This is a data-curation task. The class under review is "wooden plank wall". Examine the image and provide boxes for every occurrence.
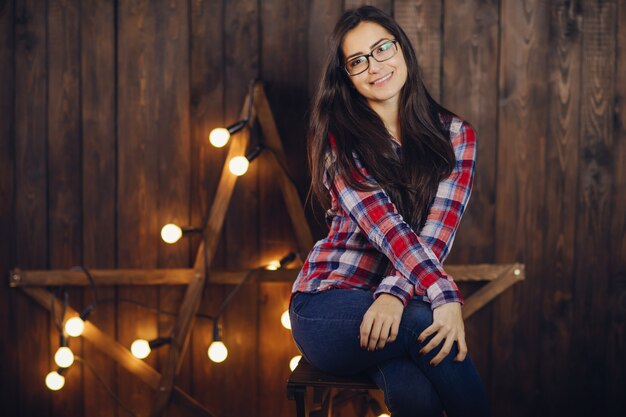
[0,1,625,416]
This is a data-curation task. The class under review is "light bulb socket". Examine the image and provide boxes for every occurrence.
[212,321,222,342]
[181,226,203,235]
[79,304,95,321]
[226,119,248,135]
[59,334,68,347]
[148,337,172,349]
[279,251,298,268]
[245,145,263,163]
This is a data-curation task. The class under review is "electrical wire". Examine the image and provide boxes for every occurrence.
[75,356,137,417]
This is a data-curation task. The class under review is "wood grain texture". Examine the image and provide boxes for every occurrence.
[307,0,342,97]
[573,1,617,414]
[117,0,160,414]
[442,0,499,393]
[344,0,391,15]
[537,2,581,415]
[608,1,626,413]
[493,0,550,415]
[257,282,300,417]
[80,0,118,411]
[14,0,50,415]
[395,0,443,100]
[260,0,309,270]
[0,0,17,415]
[47,0,83,413]
[150,1,191,415]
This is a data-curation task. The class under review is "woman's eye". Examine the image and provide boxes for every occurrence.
[350,57,365,67]
[378,43,391,52]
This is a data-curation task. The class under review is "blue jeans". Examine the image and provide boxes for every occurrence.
[290,289,490,417]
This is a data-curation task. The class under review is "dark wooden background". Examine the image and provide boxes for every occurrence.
[1,0,624,416]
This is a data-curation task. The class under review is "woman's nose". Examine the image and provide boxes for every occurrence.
[368,57,383,73]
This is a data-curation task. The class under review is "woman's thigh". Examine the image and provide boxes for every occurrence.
[289,289,433,374]
[290,289,490,416]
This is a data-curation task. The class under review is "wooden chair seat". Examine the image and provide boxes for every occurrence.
[287,358,378,417]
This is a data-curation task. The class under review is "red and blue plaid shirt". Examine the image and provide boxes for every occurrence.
[292,115,476,310]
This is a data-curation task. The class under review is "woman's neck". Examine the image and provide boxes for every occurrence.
[368,98,400,140]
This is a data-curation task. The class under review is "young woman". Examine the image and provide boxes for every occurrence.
[289,6,490,417]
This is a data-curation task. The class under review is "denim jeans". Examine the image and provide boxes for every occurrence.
[290,289,490,417]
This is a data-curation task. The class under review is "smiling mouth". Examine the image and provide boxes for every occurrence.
[371,72,393,85]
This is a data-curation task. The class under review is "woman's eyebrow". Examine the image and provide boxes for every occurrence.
[345,38,389,60]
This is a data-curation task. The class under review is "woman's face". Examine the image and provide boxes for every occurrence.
[341,21,408,108]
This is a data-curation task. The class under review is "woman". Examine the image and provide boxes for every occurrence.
[289,5,490,417]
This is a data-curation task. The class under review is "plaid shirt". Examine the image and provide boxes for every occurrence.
[292,115,476,310]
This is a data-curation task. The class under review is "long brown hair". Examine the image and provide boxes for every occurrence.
[308,5,457,230]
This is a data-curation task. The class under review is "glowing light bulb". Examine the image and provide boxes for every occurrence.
[281,310,291,330]
[289,355,301,371]
[161,223,183,244]
[266,260,281,271]
[209,128,231,148]
[131,339,151,359]
[228,156,249,176]
[65,317,85,337]
[54,347,75,368]
[208,341,228,363]
[45,371,65,391]
[377,413,391,417]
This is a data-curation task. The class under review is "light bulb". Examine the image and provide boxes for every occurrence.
[45,371,65,391]
[161,223,183,244]
[208,341,228,363]
[54,347,75,368]
[131,339,151,359]
[378,414,391,417]
[209,127,231,148]
[289,355,301,371]
[65,317,85,337]
[266,260,280,271]
[228,156,249,176]
[281,310,291,330]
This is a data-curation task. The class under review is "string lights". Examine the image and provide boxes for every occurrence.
[130,337,172,360]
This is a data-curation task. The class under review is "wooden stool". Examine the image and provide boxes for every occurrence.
[287,358,378,417]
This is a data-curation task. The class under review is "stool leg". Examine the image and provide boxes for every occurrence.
[293,387,307,417]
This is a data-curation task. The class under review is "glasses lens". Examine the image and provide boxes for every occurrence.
[346,56,368,75]
[373,41,397,62]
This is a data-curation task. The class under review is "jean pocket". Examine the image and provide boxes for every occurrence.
[290,292,313,318]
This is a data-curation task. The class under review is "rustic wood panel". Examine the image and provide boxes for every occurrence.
[117,0,160,414]
[257,282,301,417]
[493,0,550,415]
[14,0,50,415]
[80,0,117,413]
[573,1,617,415]
[307,0,342,97]
[0,0,17,415]
[537,2,581,416]
[219,2,260,416]
[48,0,83,414]
[609,1,626,413]
[442,0,499,393]
[344,0,392,15]
[150,1,192,415]
[394,0,443,100]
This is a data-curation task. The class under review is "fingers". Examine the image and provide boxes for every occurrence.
[430,334,455,366]
[417,322,440,344]
[454,333,468,362]
[359,314,374,349]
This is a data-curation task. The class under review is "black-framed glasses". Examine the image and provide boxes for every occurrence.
[343,39,398,76]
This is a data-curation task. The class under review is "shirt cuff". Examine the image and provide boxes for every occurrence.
[426,277,464,310]
[373,275,415,306]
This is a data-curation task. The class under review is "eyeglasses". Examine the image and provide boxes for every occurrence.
[343,40,399,76]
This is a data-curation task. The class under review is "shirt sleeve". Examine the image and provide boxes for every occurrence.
[325,122,476,309]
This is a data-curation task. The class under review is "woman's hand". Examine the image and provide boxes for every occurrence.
[360,293,404,351]
[417,301,467,365]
